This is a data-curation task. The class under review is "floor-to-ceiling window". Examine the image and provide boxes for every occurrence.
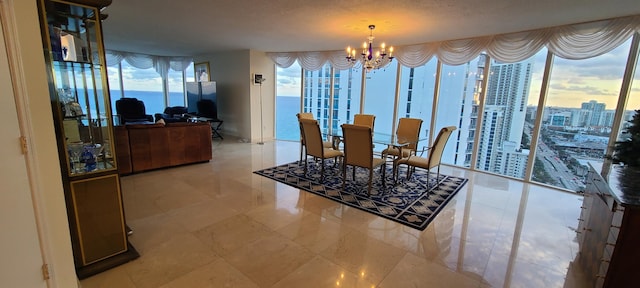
[363,64,399,138]
[303,64,333,135]
[435,56,483,167]
[110,61,163,114]
[474,50,546,180]
[332,67,362,129]
[275,61,302,141]
[166,63,189,107]
[107,59,190,117]
[106,61,122,117]
[275,62,362,141]
[623,42,640,129]
[397,59,438,148]
[532,39,633,190]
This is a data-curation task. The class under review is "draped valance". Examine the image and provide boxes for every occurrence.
[267,15,640,70]
[105,50,192,79]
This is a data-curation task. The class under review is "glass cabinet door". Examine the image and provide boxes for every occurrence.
[44,1,116,176]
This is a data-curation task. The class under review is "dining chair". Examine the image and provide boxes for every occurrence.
[353,114,375,131]
[341,124,386,196]
[299,118,343,179]
[297,113,333,162]
[381,117,423,173]
[394,126,457,186]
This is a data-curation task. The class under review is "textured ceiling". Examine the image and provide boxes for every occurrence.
[101,0,640,56]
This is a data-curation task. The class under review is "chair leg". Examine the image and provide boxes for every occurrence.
[426,168,431,188]
[367,169,373,196]
[299,142,303,162]
[342,162,347,191]
[303,155,308,175]
[380,164,386,188]
[392,162,399,183]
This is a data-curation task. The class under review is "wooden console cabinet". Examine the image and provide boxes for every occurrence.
[576,164,640,287]
[114,122,212,174]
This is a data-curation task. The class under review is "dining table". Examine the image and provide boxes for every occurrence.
[327,130,428,181]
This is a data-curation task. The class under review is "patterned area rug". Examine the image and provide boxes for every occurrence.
[253,160,468,231]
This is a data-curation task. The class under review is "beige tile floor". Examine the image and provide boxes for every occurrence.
[80,139,590,288]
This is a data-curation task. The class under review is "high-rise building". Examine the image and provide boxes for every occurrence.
[474,58,534,176]
[550,112,572,127]
[304,66,336,133]
[500,141,529,178]
[581,100,606,127]
[599,110,616,127]
[570,109,591,127]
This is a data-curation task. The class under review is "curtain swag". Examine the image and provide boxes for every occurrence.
[105,50,193,79]
[267,15,640,70]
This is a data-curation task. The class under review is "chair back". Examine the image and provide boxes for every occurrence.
[197,99,218,119]
[300,118,324,158]
[397,118,423,150]
[354,114,375,131]
[115,97,151,124]
[426,126,457,169]
[341,124,374,168]
[296,113,313,143]
[164,106,188,116]
[297,112,314,120]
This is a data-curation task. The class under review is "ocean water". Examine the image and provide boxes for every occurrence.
[275,96,301,141]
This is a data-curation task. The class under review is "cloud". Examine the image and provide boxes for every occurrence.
[566,78,584,85]
[277,77,296,85]
[561,84,611,96]
[553,45,630,80]
[276,63,302,96]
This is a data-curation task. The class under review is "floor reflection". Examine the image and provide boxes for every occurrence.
[80,139,587,288]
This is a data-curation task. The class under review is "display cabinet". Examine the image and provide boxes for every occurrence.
[37,0,138,279]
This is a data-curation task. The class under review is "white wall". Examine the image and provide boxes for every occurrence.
[1,6,47,288]
[197,50,275,143]
[249,50,275,143]
[3,1,79,287]
[203,50,251,140]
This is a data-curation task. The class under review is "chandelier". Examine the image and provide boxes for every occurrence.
[346,25,394,72]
